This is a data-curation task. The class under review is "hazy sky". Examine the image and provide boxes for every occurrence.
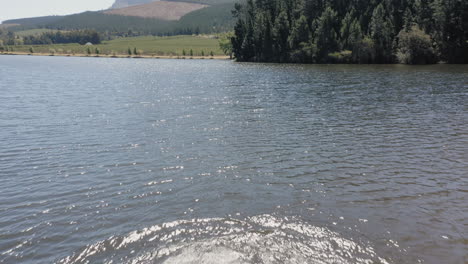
[0,0,115,23]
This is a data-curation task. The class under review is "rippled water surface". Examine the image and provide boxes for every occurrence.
[0,56,467,264]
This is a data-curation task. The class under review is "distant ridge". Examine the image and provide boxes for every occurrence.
[2,16,64,27]
[111,0,157,9]
[111,0,236,9]
[106,1,208,21]
[2,0,237,36]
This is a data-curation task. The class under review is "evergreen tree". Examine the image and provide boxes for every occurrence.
[349,19,363,49]
[370,3,395,63]
[432,0,468,63]
[413,0,434,32]
[239,0,257,61]
[314,6,340,62]
[240,20,256,60]
[231,4,246,60]
[340,10,355,50]
[261,15,274,61]
[273,10,291,62]
[288,14,309,50]
[403,7,414,31]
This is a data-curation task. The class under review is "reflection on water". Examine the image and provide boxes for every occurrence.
[0,56,466,264]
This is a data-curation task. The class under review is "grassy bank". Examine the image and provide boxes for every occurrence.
[4,35,225,57]
[0,52,230,60]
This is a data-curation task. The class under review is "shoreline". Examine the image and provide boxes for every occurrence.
[2,52,459,65]
[0,52,231,60]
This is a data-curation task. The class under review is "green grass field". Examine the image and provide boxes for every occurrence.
[8,35,224,56]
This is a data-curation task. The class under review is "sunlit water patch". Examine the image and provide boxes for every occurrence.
[59,215,389,264]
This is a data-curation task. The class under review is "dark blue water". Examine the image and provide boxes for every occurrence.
[0,56,467,264]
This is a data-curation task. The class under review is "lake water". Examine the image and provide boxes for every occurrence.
[0,56,466,264]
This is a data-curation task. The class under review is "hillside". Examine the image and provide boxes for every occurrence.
[105,1,208,21]
[3,16,64,28]
[40,12,173,35]
[111,0,235,8]
[177,3,235,32]
[111,0,156,9]
[0,24,18,29]
[167,0,237,4]
[2,0,238,37]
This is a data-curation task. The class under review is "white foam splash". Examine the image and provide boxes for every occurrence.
[58,215,390,264]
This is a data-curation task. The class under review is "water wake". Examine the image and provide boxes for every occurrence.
[58,214,389,264]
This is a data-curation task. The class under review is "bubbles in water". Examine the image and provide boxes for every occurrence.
[59,215,390,264]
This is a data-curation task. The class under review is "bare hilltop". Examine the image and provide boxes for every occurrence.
[111,0,156,9]
[106,1,208,21]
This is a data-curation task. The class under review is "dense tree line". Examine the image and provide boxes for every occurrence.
[231,0,468,64]
[22,30,101,45]
[0,29,17,46]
